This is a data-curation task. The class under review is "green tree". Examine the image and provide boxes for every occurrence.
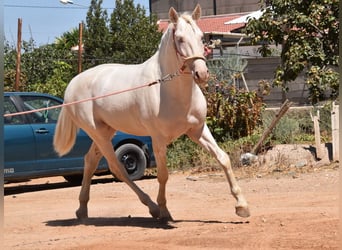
[4,36,76,94]
[3,0,164,95]
[54,28,80,76]
[20,40,52,85]
[28,61,73,98]
[55,28,79,51]
[84,0,111,68]
[4,40,16,71]
[109,0,162,64]
[244,0,339,104]
[4,38,51,90]
[3,40,25,91]
[20,41,75,87]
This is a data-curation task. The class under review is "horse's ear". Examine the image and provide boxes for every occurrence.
[192,4,202,21]
[169,7,178,23]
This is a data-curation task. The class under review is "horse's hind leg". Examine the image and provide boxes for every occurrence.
[187,124,250,218]
[76,142,103,219]
[90,134,160,219]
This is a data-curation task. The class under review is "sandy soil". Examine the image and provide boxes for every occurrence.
[4,165,339,250]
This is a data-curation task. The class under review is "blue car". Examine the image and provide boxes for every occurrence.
[4,92,155,183]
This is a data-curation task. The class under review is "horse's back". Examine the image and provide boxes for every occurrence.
[63,62,160,135]
[65,63,156,100]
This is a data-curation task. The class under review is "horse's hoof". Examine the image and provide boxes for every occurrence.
[235,206,250,218]
[158,215,174,224]
[158,207,174,222]
[76,208,88,219]
[149,204,160,219]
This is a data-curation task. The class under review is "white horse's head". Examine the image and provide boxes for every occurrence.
[169,4,209,85]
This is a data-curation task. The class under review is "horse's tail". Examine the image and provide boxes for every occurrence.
[53,108,78,157]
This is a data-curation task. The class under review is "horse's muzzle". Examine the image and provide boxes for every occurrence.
[192,59,209,84]
[193,69,210,84]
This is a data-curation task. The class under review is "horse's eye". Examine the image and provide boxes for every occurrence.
[178,37,184,43]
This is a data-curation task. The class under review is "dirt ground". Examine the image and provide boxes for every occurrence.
[4,162,339,250]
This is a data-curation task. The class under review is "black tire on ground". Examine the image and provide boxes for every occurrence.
[115,143,147,181]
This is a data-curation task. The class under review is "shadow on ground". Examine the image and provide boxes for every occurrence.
[45,216,250,229]
[4,175,156,196]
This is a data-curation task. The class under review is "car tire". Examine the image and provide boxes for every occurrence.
[115,143,147,181]
[63,174,83,185]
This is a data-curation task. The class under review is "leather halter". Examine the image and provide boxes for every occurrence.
[172,27,206,72]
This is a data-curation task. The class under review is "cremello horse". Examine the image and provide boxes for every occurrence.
[53,4,250,221]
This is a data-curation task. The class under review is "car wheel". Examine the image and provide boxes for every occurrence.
[63,174,83,185]
[115,143,147,181]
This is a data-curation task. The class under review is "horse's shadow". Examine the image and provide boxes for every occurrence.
[45,217,175,229]
[45,216,249,230]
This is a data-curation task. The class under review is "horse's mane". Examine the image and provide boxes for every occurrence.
[158,12,197,50]
[164,13,197,33]
[180,13,195,24]
[165,12,196,28]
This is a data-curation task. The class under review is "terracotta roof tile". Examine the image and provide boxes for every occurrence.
[157,13,247,33]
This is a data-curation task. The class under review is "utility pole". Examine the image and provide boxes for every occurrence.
[78,22,83,73]
[148,0,152,16]
[15,18,22,91]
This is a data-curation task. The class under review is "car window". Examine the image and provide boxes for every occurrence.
[21,96,61,124]
[4,97,24,125]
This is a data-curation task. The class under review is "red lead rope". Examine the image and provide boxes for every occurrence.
[4,81,158,118]
[3,60,199,118]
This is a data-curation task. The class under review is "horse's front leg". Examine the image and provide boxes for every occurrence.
[187,124,250,218]
[76,142,103,219]
[153,142,173,221]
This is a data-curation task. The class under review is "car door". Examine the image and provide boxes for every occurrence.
[19,95,92,172]
[4,96,36,178]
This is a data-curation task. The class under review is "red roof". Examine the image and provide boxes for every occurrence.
[157,13,247,33]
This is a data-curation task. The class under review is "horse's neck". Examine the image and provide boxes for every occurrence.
[157,27,181,74]
[155,27,196,104]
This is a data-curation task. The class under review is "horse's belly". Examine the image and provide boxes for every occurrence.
[93,104,153,136]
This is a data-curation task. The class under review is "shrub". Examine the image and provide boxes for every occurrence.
[202,83,265,142]
[165,103,334,172]
[260,103,332,145]
[271,116,300,144]
[203,55,266,142]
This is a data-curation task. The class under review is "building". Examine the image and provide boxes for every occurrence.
[150,0,260,19]
[153,1,310,106]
